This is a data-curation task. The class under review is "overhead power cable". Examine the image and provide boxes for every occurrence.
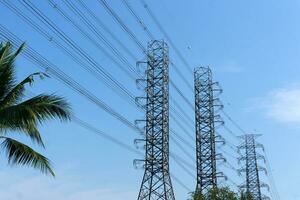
[171,174,191,192]
[0,25,194,189]
[74,115,193,193]
[2,1,202,189]
[48,0,194,135]
[73,116,142,155]
[73,117,194,193]
[98,0,145,52]
[25,91,141,156]
[170,135,195,163]
[47,0,136,80]
[222,110,247,135]
[121,0,194,92]
[58,0,195,131]
[57,0,137,77]
[9,0,138,108]
[0,24,139,132]
[3,1,196,163]
[170,152,195,171]
[171,154,196,179]
[120,0,155,40]
[264,150,281,200]
[98,0,194,107]
[76,0,138,62]
[140,0,194,74]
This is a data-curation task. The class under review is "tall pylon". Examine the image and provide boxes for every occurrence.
[135,40,175,200]
[194,67,224,194]
[238,134,270,200]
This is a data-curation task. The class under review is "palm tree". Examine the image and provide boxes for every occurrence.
[0,42,71,176]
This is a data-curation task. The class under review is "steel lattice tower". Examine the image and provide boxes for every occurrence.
[194,67,219,194]
[136,40,175,200]
[238,134,270,200]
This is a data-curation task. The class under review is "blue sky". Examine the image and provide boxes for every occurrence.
[0,0,299,199]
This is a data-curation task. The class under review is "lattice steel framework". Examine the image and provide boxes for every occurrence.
[194,67,219,194]
[137,40,175,200]
[238,134,270,200]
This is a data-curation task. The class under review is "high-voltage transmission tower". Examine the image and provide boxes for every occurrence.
[135,40,175,200]
[194,67,225,194]
[238,134,270,200]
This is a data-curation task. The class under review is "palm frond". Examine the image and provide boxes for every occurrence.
[0,42,69,176]
[19,94,71,123]
[0,94,70,146]
[0,72,47,108]
[0,124,45,148]
[0,42,25,63]
[0,136,55,176]
[0,43,15,100]
[0,104,45,146]
[0,42,25,101]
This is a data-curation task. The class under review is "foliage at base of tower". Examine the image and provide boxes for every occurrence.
[240,192,253,200]
[189,190,205,200]
[189,187,253,200]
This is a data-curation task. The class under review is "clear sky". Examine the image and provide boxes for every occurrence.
[0,0,299,199]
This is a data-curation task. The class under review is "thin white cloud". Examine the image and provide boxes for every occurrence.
[221,64,243,73]
[253,86,300,123]
[214,60,243,73]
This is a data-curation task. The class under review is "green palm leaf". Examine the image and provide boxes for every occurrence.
[0,72,47,108]
[0,42,25,101]
[19,94,71,123]
[0,136,55,176]
[0,42,71,175]
[0,94,71,146]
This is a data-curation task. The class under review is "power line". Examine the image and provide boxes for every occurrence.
[122,0,194,92]
[98,0,146,52]
[222,110,247,135]
[73,116,142,155]
[76,0,138,62]
[74,116,194,193]
[3,1,197,172]
[48,0,137,79]
[9,0,138,108]
[171,174,191,192]
[171,154,196,179]
[170,135,195,163]
[60,0,195,134]
[45,0,195,139]
[170,152,195,172]
[0,24,139,132]
[140,0,194,74]
[0,25,192,192]
[264,150,281,200]
[98,0,195,110]
[3,1,278,196]
[170,95,194,123]
[120,0,155,40]
[25,91,141,156]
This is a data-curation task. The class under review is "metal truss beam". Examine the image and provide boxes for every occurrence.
[137,40,175,200]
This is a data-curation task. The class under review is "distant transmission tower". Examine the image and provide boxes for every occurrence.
[135,40,175,200]
[194,67,225,194]
[238,134,270,200]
